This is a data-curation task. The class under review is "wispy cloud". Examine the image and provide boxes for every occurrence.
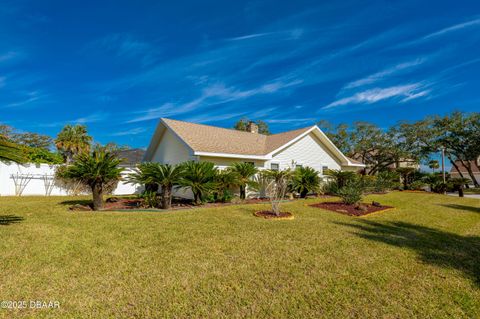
[265,118,315,124]
[5,90,44,108]
[227,28,304,41]
[394,17,480,48]
[127,80,302,123]
[87,33,157,66]
[73,112,109,124]
[323,83,431,109]
[111,127,147,136]
[344,58,426,89]
[422,17,480,40]
[183,112,246,123]
[0,50,19,63]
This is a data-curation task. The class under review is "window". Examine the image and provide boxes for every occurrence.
[270,163,279,171]
[295,164,303,169]
[322,166,329,173]
[245,161,255,167]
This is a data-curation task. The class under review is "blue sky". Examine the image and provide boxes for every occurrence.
[1,0,479,148]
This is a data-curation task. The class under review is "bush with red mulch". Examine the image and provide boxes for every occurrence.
[309,202,393,216]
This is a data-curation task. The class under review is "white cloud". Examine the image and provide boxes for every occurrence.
[111,127,147,136]
[344,58,426,89]
[324,83,429,109]
[127,80,302,123]
[422,17,480,40]
[73,112,109,124]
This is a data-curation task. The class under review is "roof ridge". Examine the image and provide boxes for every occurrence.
[161,118,269,137]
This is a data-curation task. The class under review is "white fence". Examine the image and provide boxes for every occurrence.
[0,162,141,196]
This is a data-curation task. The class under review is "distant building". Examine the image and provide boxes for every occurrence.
[450,156,480,185]
[116,148,146,167]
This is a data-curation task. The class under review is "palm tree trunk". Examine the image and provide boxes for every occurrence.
[162,186,172,209]
[91,184,103,210]
[300,190,308,198]
[240,185,246,200]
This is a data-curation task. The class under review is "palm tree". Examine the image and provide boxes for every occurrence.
[59,147,123,210]
[290,166,321,198]
[449,177,471,197]
[179,161,217,205]
[213,169,239,202]
[428,160,440,173]
[230,162,258,199]
[325,170,357,188]
[55,124,92,163]
[0,138,25,163]
[128,163,184,209]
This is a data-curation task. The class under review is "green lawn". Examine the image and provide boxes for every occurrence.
[0,192,479,318]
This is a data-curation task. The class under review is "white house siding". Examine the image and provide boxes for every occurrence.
[151,129,192,164]
[0,162,140,196]
[267,132,342,174]
[198,156,266,169]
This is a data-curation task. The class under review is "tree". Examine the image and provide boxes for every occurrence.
[179,161,217,205]
[12,132,53,150]
[264,169,292,216]
[230,162,258,199]
[428,160,439,173]
[318,121,414,175]
[213,169,238,202]
[449,177,471,197]
[59,147,123,210]
[290,166,321,198]
[0,138,26,163]
[434,112,480,187]
[127,163,184,209]
[396,167,416,190]
[233,118,270,134]
[55,125,92,163]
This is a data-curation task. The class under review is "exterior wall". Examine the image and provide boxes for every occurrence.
[0,162,140,196]
[267,132,342,174]
[198,156,266,169]
[152,129,192,164]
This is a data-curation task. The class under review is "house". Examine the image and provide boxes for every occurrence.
[450,157,480,185]
[116,148,146,167]
[144,118,364,174]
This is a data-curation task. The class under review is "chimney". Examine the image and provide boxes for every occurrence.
[247,121,258,134]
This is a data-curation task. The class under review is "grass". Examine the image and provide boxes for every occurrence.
[465,187,480,194]
[0,192,479,318]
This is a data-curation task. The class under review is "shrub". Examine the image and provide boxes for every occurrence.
[290,166,321,198]
[141,190,160,208]
[337,182,363,205]
[326,170,358,188]
[410,180,426,191]
[375,171,400,192]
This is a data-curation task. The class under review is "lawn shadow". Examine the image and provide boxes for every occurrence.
[438,204,480,214]
[0,215,24,226]
[336,220,480,286]
[59,199,92,206]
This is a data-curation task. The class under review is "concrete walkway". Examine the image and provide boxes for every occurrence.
[447,193,480,199]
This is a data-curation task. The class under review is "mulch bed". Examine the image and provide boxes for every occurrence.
[309,202,393,216]
[253,211,294,220]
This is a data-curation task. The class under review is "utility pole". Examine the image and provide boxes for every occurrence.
[441,147,446,183]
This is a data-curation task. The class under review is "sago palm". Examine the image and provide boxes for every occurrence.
[290,166,321,198]
[59,147,123,210]
[179,161,217,205]
[55,124,92,163]
[128,163,184,209]
[230,162,258,199]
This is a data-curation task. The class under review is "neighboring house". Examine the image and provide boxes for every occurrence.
[117,148,146,167]
[450,157,480,185]
[144,118,364,175]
